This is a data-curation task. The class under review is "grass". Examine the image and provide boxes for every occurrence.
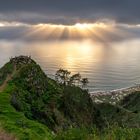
[0,84,53,140]
[54,127,140,140]
[0,62,14,85]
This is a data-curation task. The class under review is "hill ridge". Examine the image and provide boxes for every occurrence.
[0,56,140,140]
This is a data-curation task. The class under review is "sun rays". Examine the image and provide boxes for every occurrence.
[0,21,131,43]
[24,22,114,41]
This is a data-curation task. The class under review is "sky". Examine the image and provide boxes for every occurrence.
[0,0,140,41]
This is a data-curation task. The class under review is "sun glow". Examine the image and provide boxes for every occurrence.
[74,23,91,29]
[0,23,5,27]
[35,22,107,30]
[0,21,29,27]
[24,22,113,42]
[74,23,107,29]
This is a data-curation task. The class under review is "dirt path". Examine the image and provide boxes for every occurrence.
[0,75,13,92]
[0,129,16,140]
[0,66,16,92]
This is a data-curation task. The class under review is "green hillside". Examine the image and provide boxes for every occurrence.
[0,56,140,140]
[0,56,103,139]
[120,91,140,112]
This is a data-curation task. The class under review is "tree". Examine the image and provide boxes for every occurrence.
[69,73,81,86]
[81,78,89,89]
[55,69,89,89]
[55,69,71,86]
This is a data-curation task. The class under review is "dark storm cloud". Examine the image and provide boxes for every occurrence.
[0,0,140,24]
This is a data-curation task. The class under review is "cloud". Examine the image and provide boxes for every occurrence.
[0,0,140,24]
[0,22,140,42]
[0,22,31,40]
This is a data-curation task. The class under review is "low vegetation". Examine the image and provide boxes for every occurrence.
[0,56,139,140]
[0,62,14,86]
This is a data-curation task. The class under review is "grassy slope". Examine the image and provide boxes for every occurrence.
[95,103,139,127]
[54,127,140,140]
[0,58,53,140]
[8,61,102,132]
[0,62,14,86]
[0,84,53,140]
[120,91,140,112]
[0,57,102,139]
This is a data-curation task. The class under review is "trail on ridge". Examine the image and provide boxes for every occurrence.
[0,66,16,92]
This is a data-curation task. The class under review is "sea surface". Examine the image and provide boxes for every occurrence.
[0,39,140,92]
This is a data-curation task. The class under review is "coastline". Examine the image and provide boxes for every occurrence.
[90,84,140,104]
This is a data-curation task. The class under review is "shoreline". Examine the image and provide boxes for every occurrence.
[90,84,140,96]
[90,84,140,104]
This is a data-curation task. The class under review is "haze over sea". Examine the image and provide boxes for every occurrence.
[0,39,140,92]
